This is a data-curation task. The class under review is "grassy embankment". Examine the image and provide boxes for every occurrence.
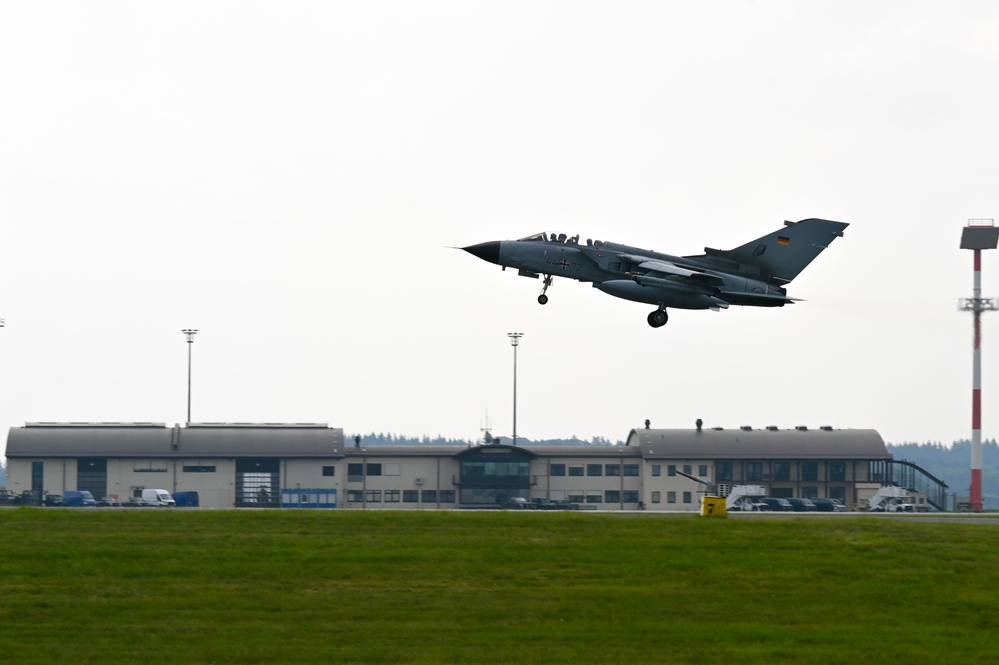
[0,509,996,664]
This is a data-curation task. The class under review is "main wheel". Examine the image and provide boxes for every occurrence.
[647,310,667,327]
[538,294,549,305]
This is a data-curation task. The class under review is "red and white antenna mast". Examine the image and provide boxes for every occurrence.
[959,219,998,511]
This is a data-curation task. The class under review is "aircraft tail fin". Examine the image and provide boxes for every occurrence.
[697,218,848,283]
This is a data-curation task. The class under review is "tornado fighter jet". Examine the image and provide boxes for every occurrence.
[462,218,847,327]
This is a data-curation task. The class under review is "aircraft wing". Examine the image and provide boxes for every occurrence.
[622,255,725,285]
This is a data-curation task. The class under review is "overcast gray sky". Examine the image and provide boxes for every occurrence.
[3,1,999,458]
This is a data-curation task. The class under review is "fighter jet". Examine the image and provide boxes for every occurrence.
[462,218,847,327]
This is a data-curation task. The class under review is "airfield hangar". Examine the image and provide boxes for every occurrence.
[3,422,948,510]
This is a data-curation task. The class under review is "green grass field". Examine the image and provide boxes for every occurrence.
[0,509,996,664]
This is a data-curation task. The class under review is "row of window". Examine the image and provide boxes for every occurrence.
[345,489,653,504]
[656,464,709,477]
[649,491,694,504]
[347,489,456,503]
[347,463,401,481]
[715,461,847,482]
[128,460,850,484]
[550,463,640,477]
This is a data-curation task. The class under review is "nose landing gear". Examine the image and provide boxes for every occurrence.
[647,308,668,328]
[537,274,553,305]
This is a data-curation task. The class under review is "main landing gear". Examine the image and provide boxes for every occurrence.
[537,274,553,305]
[647,308,668,328]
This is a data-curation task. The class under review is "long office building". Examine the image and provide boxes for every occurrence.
[3,422,947,510]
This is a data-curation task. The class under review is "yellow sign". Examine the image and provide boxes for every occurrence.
[700,496,727,518]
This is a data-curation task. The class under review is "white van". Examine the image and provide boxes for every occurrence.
[139,489,176,506]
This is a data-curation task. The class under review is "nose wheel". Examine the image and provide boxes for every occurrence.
[647,308,668,328]
[538,275,553,305]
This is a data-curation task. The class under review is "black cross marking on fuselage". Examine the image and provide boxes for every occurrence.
[556,259,569,270]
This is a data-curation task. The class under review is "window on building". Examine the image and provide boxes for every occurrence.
[683,464,692,475]
[668,465,676,476]
[134,460,167,473]
[183,464,216,473]
[623,464,639,477]
[829,486,846,502]
[587,464,603,477]
[716,461,733,481]
[366,464,382,476]
[774,462,791,482]
[384,490,400,502]
[605,490,621,503]
[802,462,819,482]
[347,490,364,503]
[366,490,381,502]
[698,465,708,477]
[586,494,602,503]
[652,464,661,477]
[403,490,419,503]
[802,487,818,499]
[569,466,584,477]
[322,466,335,477]
[623,490,639,503]
[348,463,363,482]
[651,491,661,503]
[682,492,692,504]
[550,464,566,476]
[421,490,437,503]
[605,464,620,477]
[829,462,846,481]
[667,491,676,503]
[440,491,455,503]
[746,462,763,481]
[568,493,584,503]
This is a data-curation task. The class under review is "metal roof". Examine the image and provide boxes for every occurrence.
[6,423,344,458]
[627,428,890,460]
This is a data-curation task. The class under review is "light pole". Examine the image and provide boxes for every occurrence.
[182,329,198,424]
[507,332,524,445]
[959,219,999,511]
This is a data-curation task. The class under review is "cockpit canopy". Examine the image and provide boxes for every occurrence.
[518,232,604,248]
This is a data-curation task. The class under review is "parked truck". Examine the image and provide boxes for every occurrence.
[132,489,176,507]
[864,486,914,512]
[64,490,96,506]
[725,485,768,511]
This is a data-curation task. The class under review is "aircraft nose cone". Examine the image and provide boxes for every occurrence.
[462,241,501,265]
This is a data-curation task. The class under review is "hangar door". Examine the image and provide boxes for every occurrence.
[77,458,107,500]
[235,459,280,507]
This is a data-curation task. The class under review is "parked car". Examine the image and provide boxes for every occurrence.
[760,497,792,511]
[531,498,555,510]
[97,496,121,507]
[505,497,530,509]
[785,497,817,512]
[43,494,66,507]
[810,497,847,512]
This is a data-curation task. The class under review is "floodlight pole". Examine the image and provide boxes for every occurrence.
[182,329,198,425]
[508,333,524,445]
[959,220,998,511]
